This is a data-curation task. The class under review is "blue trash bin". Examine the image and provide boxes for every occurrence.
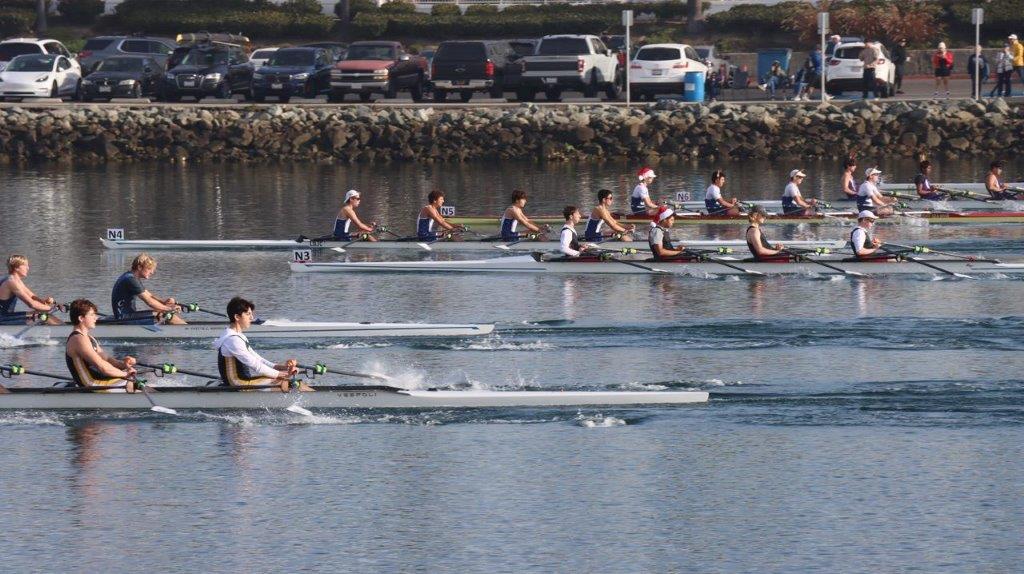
[683,71,705,102]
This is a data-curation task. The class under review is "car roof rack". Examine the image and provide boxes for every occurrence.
[175,32,250,48]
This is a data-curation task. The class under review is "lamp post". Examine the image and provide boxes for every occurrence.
[972,7,983,101]
[818,12,828,103]
[623,9,633,107]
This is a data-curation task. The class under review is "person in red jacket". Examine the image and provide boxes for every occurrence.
[932,42,954,98]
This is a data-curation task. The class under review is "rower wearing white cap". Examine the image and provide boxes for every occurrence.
[500,190,550,242]
[850,210,885,258]
[781,169,818,216]
[630,167,659,215]
[857,167,896,217]
[648,206,686,261]
[585,189,636,242]
[330,190,378,242]
[417,190,465,241]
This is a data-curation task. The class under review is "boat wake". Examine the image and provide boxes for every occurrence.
[575,413,628,427]
[0,333,57,348]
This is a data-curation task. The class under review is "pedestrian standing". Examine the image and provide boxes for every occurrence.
[967,45,989,98]
[932,42,953,98]
[859,40,880,100]
[826,35,841,58]
[1010,34,1024,88]
[991,43,1014,98]
[891,38,909,94]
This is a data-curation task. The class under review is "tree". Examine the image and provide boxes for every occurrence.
[687,0,704,33]
[35,0,47,33]
[784,0,942,46]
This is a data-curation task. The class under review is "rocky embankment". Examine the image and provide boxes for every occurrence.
[0,99,1019,164]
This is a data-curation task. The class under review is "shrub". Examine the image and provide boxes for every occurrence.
[338,0,378,20]
[0,10,34,37]
[430,3,460,17]
[279,0,322,15]
[464,4,498,16]
[114,3,335,39]
[378,0,416,14]
[59,0,104,25]
[706,1,802,31]
[350,12,388,38]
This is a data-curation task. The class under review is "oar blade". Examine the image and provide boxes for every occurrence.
[330,247,346,254]
[286,404,314,417]
[494,244,511,251]
[150,405,178,415]
[417,243,433,251]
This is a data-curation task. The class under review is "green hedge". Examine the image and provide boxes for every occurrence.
[336,0,378,20]
[464,5,498,16]
[706,1,803,31]
[946,0,1024,37]
[0,10,34,36]
[378,0,415,14]
[352,12,618,40]
[60,0,104,25]
[431,4,460,17]
[113,0,335,39]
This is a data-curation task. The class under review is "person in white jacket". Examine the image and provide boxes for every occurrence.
[214,297,311,392]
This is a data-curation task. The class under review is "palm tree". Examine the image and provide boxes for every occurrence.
[687,0,705,33]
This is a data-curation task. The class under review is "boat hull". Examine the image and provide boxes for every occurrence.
[449,211,1024,226]
[669,198,1024,213]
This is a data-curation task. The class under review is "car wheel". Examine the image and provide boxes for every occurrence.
[359,92,373,103]
[516,89,535,102]
[459,90,472,103]
[433,90,446,103]
[488,85,504,99]
[327,91,344,103]
[410,77,425,102]
[384,81,397,99]
[544,88,562,102]
[279,95,290,104]
[218,82,231,99]
[582,72,598,98]
[131,84,142,99]
[604,69,623,100]
[303,82,316,99]
[50,81,59,98]
[253,94,266,103]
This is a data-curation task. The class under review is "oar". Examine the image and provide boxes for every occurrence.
[681,249,764,276]
[298,362,392,382]
[881,247,973,279]
[128,376,178,415]
[137,362,219,381]
[494,232,548,251]
[883,242,994,263]
[940,188,993,204]
[328,232,379,254]
[783,248,865,277]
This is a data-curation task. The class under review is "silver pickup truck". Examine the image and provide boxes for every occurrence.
[517,34,622,102]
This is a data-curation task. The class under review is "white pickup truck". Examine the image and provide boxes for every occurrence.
[517,34,622,102]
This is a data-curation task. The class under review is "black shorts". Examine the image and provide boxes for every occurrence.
[934,68,950,78]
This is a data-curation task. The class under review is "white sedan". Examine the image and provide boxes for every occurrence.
[0,53,82,100]
[628,43,708,100]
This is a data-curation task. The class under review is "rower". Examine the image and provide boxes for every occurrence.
[648,206,687,261]
[986,160,1019,200]
[745,206,787,261]
[110,253,186,325]
[781,169,818,216]
[630,167,659,215]
[857,167,896,217]
[330,189,377,242]
[0,255,61,326]
[65,299,137,392]
[417,190,465,241]
[704,170,741,216]
[558,206,597,258]
[914,160,946,200]
[214,296,311,392]
[585,189,636,242]
[500,190,550,242]
[850,210,886,259]
[839,157,858,200]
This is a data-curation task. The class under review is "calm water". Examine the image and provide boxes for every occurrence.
[1,159,1023,573]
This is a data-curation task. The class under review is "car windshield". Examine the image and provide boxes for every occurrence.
[6,55,54,72]
[181,50,228,66]
[96,58,145,72]
[252,49,276,60]
[268,50,314,66]
[834,46,866,60]
[0,43,43,61]
[436,43,486,60]
[509,42,536,56]
[538,38,589,56]
[695,48,710,59]
[346,45,395,60]
[637,47,681,61]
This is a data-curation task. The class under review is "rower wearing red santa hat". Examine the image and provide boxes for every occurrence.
[631,167,659,215]
[648,206,687,261]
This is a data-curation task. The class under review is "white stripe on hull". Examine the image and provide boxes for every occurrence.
[0,387,709,409]
[289,255,1024,276]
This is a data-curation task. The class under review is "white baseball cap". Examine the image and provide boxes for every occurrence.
[857,210,878,220]
[1010,34,1018,40]
[864,167,882,178]
[789,169,807,178]
[344,189,361,202]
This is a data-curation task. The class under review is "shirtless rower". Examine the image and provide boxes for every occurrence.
[0,255,61,325]
[839,157,858,200]
[630,167,659,215]
[986,160,1020,200]
[329,190,378,242]
[584,189,636,242]
[781,169,818,216]
[214,296,310,393]
[704,170,741,216]
[914,160,947,200]
[857,167,896,217]
[648,206,687,261]
[745,206,787,261]
[417,190,465,241]
[110,253,186,325]
[557,206,597,258]
[850,210,886,259]
[500,190,550,242]
[65,299,137,392]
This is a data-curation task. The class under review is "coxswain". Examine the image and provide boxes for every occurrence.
[330,189,377,242]
[584,189,636,242]
[65,299,137,392]
[630,167,659,215]
[839,157,858,200]
[648,206,687,261]
[111,254,186,325]
[850,210,886,259]
[745,206,787,261]
[417,190,465,241]
[781,169,818,216]
[914,160,947,200]
[558,206,597,258]
[0,255,61,326]
[214,296,311,392]
[986,160,1019,200]
[704,170,741,216]
[500,190,550,242]
[857,167,896,217]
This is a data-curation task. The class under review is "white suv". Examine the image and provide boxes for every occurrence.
[0,38,75,72]
[824,41,895,97]
[629,44,708,100]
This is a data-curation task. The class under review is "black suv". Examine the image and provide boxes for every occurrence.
[251,47,333,102]
[159,42,251,101]
[430,40,519,102]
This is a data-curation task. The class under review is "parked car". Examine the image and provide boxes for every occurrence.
[80,55,163,101]
[0,53,81,101]
[159,40,252,101]
[251,47,333,102]
[825,41,895,97]
[431,40,519,102]
[0,38,75,72]
[301,42,347,62]
[249,47,278,69]
[518,34,621,102]
[327,41,428,103]
[628,43,708,100]
[77,35,177,73]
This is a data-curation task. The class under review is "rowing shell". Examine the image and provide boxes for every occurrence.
[669,198,1024,213]
[882,182,1024,193]
[0,385,709,409]
[289,254,1024,276]
[100,237,848,252]
[448,211,1024,226]
[0,320,494,340]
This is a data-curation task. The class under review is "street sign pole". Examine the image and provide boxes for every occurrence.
[623,10,633,107]
[972,8,983,100]
[818,12,829,103]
